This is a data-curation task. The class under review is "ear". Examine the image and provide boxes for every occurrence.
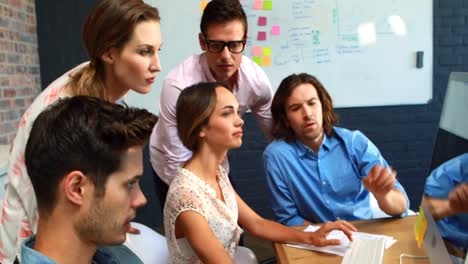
[101,48,117,64]
[63,171,91,206]
[199,126,207,138]
[199,32,207,51]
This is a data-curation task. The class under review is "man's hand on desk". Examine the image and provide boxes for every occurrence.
[449,183,468,214]
[302,220,357,246]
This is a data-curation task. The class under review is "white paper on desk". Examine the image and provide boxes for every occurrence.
[285,225,397,256]
[351,231,397,249]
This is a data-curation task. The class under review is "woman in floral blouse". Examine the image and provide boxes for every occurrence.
[164,82,357,264]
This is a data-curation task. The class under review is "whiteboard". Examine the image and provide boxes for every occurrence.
[126,0,433,113]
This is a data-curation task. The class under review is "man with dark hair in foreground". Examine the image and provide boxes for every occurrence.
[21,96,157,264]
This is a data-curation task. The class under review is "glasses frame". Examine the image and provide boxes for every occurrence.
[202,34,247,54]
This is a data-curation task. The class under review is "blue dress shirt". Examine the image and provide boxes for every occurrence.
[263,127,409,226]
[424,153,468,249]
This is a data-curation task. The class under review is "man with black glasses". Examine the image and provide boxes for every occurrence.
[149,0,273,209]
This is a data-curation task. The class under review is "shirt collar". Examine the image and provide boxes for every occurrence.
[200,53,239,91]
[322,132,332,150]
[294,133,332,157]
[21,235,57,263]
[93,248,117,264]
[21,235,117,264]
[200,53,217,82]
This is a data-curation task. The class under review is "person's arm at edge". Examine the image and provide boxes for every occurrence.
[424,183,468,220]
[423,154,468,220]
[422,195,453,220]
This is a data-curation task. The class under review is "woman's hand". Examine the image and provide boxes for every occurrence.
[304,220,357,246]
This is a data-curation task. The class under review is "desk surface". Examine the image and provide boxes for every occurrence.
[274,216,429,264]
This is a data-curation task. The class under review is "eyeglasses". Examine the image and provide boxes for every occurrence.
[204,39,247,54]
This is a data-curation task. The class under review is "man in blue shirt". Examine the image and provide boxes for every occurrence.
[20,96,157,263]
[423,153,468,249]
[263,73,409,226]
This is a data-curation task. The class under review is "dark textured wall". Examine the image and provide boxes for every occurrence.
[35,0,467,228]
[35,0,94,87]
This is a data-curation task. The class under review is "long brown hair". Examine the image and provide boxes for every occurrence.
[272,73,338,141]
[68,0,160,100]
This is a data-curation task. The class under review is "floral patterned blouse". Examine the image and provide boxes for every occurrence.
[0,63,87,263]
[164,166,243,264]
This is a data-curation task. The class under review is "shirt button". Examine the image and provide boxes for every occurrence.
[322,181,326,185]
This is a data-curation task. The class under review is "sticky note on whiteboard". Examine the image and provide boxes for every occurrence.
[252,46,262,56]
[263,0,273,10]
[253,0,263,10]
[262,56,271,66]
[271,25,281,36]
[200,1,209,11]
[257,31,267,41]
[253,56,262,66]
[262,47,271,56]
[258,16,267,26]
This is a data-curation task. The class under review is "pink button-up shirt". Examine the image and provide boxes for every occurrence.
[150,53,273,184]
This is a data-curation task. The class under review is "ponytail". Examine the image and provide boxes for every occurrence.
[68,61,108,100]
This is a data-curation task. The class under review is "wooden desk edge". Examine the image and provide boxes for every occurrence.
[273,242,288,264]
[273,226,304,264]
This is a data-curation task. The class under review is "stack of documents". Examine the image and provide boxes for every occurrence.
[286,225,397,256]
